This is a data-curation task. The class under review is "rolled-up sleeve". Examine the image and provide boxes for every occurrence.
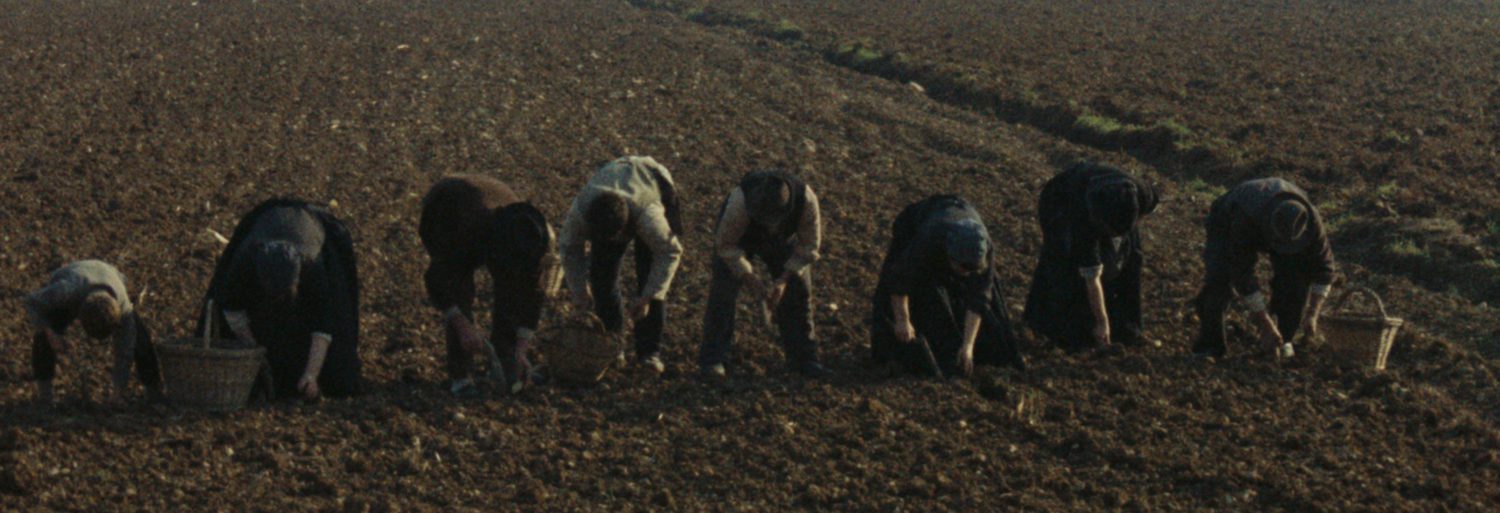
[558,201,591,298]
[638,203,683,300]
[782,186,822,278]
[715,188,755,279]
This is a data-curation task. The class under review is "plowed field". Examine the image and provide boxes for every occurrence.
[1,1,1496,511]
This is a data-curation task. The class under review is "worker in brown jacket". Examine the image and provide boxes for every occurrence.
[420,175,556,397]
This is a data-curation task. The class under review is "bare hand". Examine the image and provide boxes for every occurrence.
[446,314,485,355]
[512,334,536,387]
[1301,315,1320,341]
[1092,322,1112,346]
[955,349,975,378]
[766,278,788,309]
[297,373,320,399]
[893,320,917,343]
[628,297,653,321]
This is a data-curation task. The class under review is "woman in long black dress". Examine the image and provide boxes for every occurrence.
[870,195,1023,377]
[202,198,362,399]
[1024,162,1158,354]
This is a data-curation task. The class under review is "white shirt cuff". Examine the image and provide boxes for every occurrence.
[1077,265,1104,280]
[311,332,333,344]
[1309,284,1332,297]
[516,327,536,340]
[442,306,465,320]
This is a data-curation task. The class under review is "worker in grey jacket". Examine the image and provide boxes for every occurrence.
[25,260,162,406]
[558,156,683,374]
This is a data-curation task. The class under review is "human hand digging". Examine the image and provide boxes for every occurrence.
[766,277,788,310]
[447,315,485,355]
[628,296,652,321]
[297,373,320,400]
[1093,321,1112,347]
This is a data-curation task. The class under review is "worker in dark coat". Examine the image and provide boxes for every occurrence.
[699,170,825,379]
[870,195,1023,377]
[420,175,556,397]
[1194,178,1337,358]
[24,260,162,406]
[1024,162,1159,354]
[202,199,362,399]
[558,156,683,375]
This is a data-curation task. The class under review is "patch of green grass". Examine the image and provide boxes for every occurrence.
[1074,113,1128,134]
[1017,88,1042,105]
[835,42,884,67]
[1379,129,1411,146]
[1386,238,1425,257]
[1376,181,1399,198]
[1156,118,1194,140]
[771,19,804,40]
[1185,177,1227,199]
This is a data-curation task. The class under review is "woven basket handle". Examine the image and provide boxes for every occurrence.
[202,299,215,349]
[1330,287,1390,320]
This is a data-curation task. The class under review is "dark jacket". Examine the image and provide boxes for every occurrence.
[1208,178,1337,296]
[202,198,361,398]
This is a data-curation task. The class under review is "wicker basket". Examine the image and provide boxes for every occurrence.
[1322,287,1404,371]
[539,312,622,385]
[156,301,267,411]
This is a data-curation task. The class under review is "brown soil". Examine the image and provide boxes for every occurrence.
[1,1,1496,511]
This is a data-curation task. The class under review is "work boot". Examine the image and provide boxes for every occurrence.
[449,378,481,399]
[793,360,829,379]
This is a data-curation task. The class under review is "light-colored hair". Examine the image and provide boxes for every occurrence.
[79,290,122,339]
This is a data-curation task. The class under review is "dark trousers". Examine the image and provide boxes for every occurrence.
[1194,241,1313,355]
[699,247,816,368]
[425,259,533,385]
[31,313,162,392]
[590,236,667,358]
[870,275,1018,376]
[1023,246,1143,353]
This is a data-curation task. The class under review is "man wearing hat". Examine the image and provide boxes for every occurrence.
[699,170,825,379]
[24,260,162,406]
[870,195,1023,377]
[1194,178,1337,358]
[1024,161,1159,354]
[558,156,683,375]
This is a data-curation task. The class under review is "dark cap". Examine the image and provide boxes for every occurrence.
[745,177,793,228]
[1267,199,1312,254]
[1085,178,1141,236]
[945,219,989,269]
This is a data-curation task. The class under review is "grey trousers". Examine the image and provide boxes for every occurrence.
[699,249,816,368]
